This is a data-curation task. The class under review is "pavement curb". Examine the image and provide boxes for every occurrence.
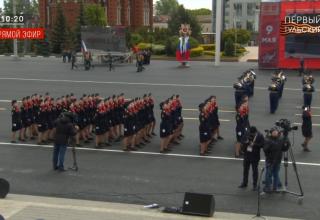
[0,194,300,220]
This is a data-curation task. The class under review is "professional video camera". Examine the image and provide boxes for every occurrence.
[275,119,298,136]
[265,119,298,138]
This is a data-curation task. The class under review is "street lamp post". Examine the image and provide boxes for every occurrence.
[215,0,222,66]
[12,0,19,60]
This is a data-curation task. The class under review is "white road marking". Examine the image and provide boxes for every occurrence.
[294,122,320,127]
[0,142,319,167]
[183,108,235,113]
[0,108,6,111]
[0,77,314,92]
[184,117,231,122]
[296,106,320,109]
[295,114,320,117]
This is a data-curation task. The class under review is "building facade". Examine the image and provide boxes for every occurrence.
[39,0,153,30]
[223,0,260,32]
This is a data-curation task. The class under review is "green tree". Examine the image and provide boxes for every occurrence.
[224,38,235,57]
[187,8,211,16]
[84,4,106,26]
[223,29,251,45]
[168,5,202,39]
[3,0,38,16]
[155,0,179,15]
[50,4,67,54]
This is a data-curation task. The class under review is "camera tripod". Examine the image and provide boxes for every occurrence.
[281,145,304,202]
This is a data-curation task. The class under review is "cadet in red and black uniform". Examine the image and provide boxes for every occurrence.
[31,94,39,138]
[235,100,250,158]
[117,93,125,138]
[94,99,106,148]
[37,100,48,145]
[208,96,223,142]
[146,93,156,137]
[160,100,172,153]
[199,103,211,156]
[11,100,22,143]
[123,101,137,151]
[20,97,32,141]
[104,98,113,146]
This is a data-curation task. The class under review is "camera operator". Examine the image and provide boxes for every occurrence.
[239,126,264,190]
[53,112,79,172]
[263,127,290,192]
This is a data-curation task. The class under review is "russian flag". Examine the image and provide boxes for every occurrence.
[81,40,87,53]
[176,36,191,62]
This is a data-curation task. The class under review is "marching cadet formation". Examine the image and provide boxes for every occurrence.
[159,95,184,153]
[10,68,316,157]
[10,93,157,151]
[198,96,223,156]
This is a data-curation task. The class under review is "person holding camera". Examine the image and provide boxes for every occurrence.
[239,126,264,190]
[263,128,290,192]
[301,106,312,152]
[53,113,79,172]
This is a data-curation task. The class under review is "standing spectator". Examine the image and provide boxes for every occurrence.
[53,113,78,171]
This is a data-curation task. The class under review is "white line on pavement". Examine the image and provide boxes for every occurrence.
[0,77,312,92]
[0,142,319,167]
[295,114,320,117]
[183,108,236,113]
[0,108,6,111]
[294,122,320,127]
[296,106,320,109]
[184,117,231,122]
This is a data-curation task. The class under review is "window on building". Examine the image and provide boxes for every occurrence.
[246,21,254,31]
[234,3,242,17]
[247,3,255,16]
[116,0,121,25]
[127,0,131,25]
[236,21,241,29]
[144,0,150,26]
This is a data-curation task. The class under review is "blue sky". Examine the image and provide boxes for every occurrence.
[0,0,212,10]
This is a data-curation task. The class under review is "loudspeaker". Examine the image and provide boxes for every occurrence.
[181,192,215,217]
[0,178,9,198]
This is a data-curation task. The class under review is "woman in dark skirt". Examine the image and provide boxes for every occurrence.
[160,101,172,153]
[11,100,22,143]
[301,106,312,152]
[199,103,211,156]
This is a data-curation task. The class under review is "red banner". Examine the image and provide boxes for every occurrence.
[0,28,45,40]
[258,2,280,69]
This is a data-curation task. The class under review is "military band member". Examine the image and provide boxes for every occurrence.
[269,82,280,114]
[301,106,312,152]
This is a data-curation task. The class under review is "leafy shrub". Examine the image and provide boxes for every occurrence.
[130,33,143,46]
[188,36,199,49]
[200,44,215,51]
[152,44,166,55]
[224,38,235,57]
[203,51,215,56]
[190,46,204,57]
[165,36,179,56]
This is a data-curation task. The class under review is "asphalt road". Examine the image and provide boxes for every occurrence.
[0,57,319,219]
